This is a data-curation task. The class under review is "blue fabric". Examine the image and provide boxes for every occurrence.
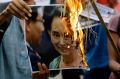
[83,23,110,79]
[85,23,109,69]
[27,44,41,71]
[0,17,32,79]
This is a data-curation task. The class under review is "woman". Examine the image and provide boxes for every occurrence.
[49,17,84,69]
[108,15,120,79]
[44,7,87,69]
[25,6,50,79]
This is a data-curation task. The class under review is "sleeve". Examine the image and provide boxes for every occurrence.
[107,15,119,32]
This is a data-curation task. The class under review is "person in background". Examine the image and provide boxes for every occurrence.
[24,6,49,79]
[0,0,48,79]
[108,15,120,79]
[0,1,33,79]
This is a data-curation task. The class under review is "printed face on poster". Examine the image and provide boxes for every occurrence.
[26,4,89,79]
[27,4,89,69]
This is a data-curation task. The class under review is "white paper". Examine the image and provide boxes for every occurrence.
[80,3,115,23]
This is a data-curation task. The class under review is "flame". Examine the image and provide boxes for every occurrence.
[63,0,88,67]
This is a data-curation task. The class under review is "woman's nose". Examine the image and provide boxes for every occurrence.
[59,37,65,45]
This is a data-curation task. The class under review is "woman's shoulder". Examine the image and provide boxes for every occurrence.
[49,56,61,69]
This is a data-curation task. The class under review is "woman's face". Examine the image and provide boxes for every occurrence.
[27,7,44,48]
[50,17,76,56]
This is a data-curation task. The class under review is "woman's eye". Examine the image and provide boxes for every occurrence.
[52,31,60,37]
[64,33,72,39]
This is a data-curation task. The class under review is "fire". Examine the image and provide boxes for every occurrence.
[62,0,88,68]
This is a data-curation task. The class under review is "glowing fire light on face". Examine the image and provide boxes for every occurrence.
[62,0,88,67]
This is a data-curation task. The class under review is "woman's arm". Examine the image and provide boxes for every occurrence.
[108,31,120,73]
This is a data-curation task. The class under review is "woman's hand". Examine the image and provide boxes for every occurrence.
[109,60,120,78]
[0,0,34,25]
[32,63,49,79]
[3,0,32,20]
[115,65,120,77]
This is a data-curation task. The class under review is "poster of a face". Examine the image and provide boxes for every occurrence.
[28,5,89,68]
[25,4,90,79]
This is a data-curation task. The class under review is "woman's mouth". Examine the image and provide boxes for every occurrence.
[57,46,71,52]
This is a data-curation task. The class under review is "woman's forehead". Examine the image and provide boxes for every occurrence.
[52,17,67,32]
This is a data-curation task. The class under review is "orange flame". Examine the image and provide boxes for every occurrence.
[63,0,88,67]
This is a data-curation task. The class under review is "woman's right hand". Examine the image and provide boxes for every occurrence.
[110,60,120,78]
[32,63,49,79]
[115,65,120,77]
[2,0,32,20]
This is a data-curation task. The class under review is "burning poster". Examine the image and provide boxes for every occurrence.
[29,4,90,68]
[25,1,90,78]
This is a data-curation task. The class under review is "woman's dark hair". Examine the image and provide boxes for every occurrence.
[117,16,120,37]
[28,6,39,21]
[44,6,63,31]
